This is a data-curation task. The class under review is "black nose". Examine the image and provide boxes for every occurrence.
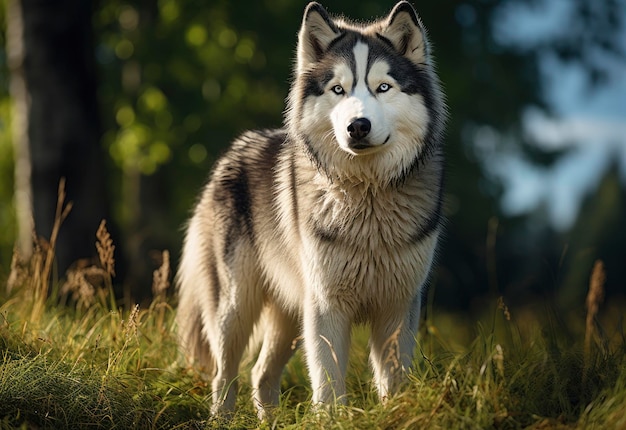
[347,118,371,141]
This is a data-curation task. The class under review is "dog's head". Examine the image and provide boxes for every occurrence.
[287,2,445,182]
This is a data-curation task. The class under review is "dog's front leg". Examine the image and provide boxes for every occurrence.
[369,296,421,401]
[303,294,351,405]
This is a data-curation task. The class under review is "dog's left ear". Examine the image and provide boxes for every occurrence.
[381,1,428,64]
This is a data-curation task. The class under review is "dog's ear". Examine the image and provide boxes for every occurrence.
[297,2,340,72]
[381,2,428,65]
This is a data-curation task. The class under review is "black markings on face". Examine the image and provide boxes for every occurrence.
[303,69,335,98]
[303,29,433,100]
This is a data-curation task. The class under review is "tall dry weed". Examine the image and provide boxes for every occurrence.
[123,303,140,341]
[151,250,171,332]
[6,180,72,321]
[584,260,606,373]
[96,220,115,278]
[61,220,116,310]
[497,296,511,321]
[38,179,73,301]
[152,249,170,300]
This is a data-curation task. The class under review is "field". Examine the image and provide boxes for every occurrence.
[1,216,625,429]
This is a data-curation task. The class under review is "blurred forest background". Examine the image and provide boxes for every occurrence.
[0,0,624,310]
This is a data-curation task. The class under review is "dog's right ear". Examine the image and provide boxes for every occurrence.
[297,2,340,73]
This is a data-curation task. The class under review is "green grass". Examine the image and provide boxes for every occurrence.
[2,289,624,429]
[1,224,625,428]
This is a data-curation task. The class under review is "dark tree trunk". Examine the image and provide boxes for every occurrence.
[9,0,109,274]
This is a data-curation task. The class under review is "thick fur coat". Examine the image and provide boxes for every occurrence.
[176,1,446,418]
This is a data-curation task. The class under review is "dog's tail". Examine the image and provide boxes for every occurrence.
[176,292,215,375]
[175,217,216,376]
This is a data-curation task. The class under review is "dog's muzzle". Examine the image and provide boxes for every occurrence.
[346,117,390,152]
[347,117,373,150]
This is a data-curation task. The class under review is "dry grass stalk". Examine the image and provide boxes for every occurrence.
[60,220,118,310]
[583,260,606,388]
[318,334,341,388]
[382,326,402,378]
[493,344,505,378]
[61,263,110,310]
[123,304,141,341]
[584,260,606,366]
[96,220,115,278]
[151,250,170,300]
[497,296,511,321]
[42,179,73,292]
[63,265,97,309]
[28,179,72,320]
[30,235,47,296]
[151,250,171,332]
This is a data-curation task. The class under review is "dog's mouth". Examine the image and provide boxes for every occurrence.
[346,135,390,154]
[349,142,372,151]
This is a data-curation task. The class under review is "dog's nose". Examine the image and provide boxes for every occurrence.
[347,118,371,141]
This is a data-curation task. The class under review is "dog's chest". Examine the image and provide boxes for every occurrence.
[308,183,425,247]
[300,183,438,307]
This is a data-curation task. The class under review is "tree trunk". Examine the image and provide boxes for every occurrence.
[8,0,109,274]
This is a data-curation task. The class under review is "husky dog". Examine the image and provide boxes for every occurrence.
[176,1,446,417]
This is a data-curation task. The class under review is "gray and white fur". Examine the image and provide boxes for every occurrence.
[176,1,446,418]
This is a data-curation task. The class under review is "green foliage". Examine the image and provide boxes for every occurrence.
[0,0,624,301]
[94,0,290,173]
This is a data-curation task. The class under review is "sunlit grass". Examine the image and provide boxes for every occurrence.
[3,268,625,429]
[0,270,210,429]
[1,193,625,428]
[2,279,625,429]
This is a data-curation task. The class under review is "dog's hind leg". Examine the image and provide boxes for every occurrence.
[251,303,299,419]
[209,256,263,416]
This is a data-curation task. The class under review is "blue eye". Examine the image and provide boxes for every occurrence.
[377,83,391,93]
[331,85,345,95]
